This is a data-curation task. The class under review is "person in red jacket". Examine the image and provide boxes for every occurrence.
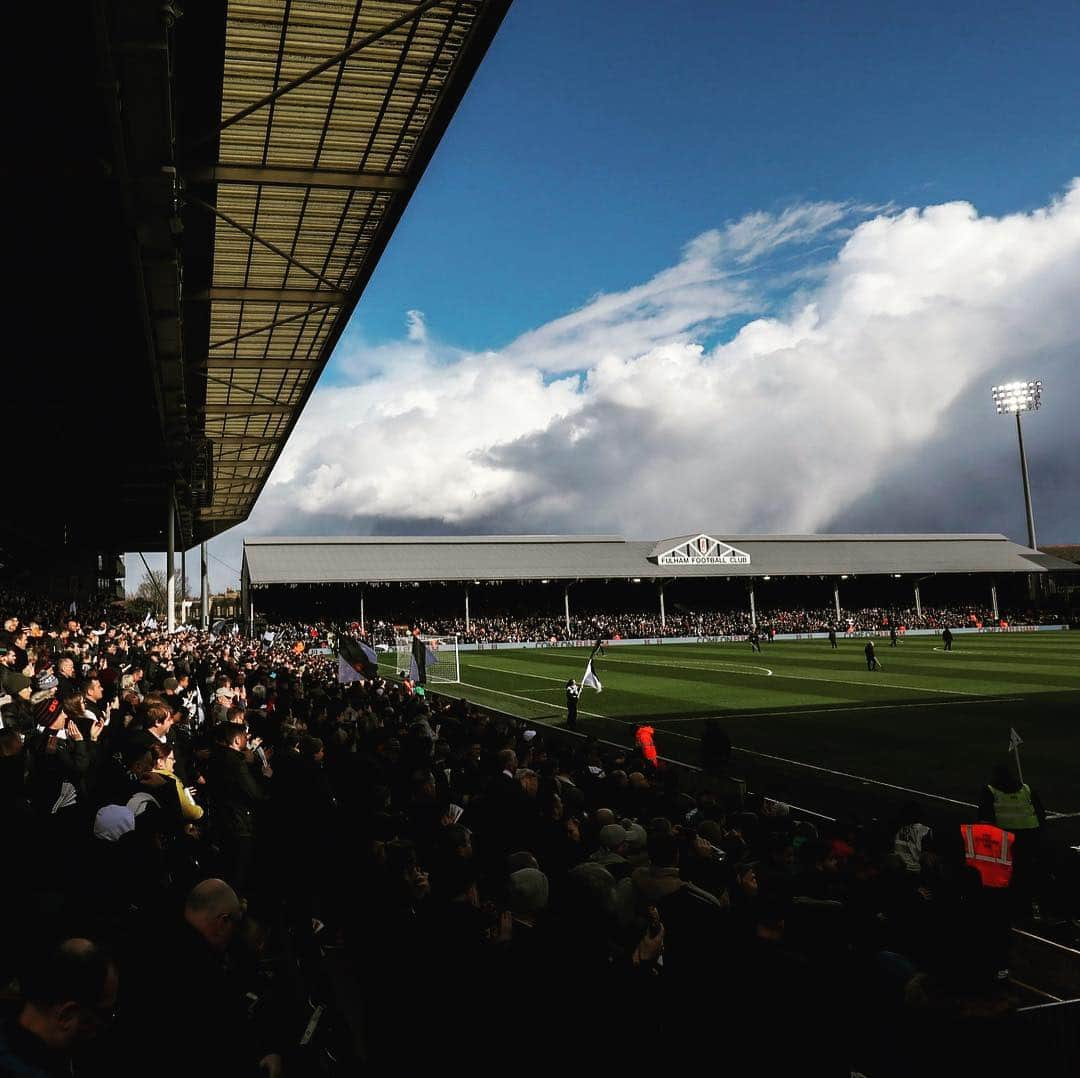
[634,724,658,768]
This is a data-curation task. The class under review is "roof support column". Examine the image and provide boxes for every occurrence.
[166,485,176,635]
[181,548,187,623]
[464,586,470,632]
[658,582,666,631]
[749,581,757,631]
[914,583,922,622]
[991,584,999,622]
[200,542,209,630]
[833,581,841,624]
[360,590,365,635]
[564,584,571,639]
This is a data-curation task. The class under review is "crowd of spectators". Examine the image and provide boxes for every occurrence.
[0,590,1061,1075]
[354,602,1057,645]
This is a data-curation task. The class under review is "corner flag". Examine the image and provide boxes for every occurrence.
[1009,727,1025,783]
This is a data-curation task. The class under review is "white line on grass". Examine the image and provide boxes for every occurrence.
[726,746,980,809]
[454,679,608,720]
[450,678,1080,815]
[462,678,981,810]
[654,695,1024,723]
[591,653,991,698]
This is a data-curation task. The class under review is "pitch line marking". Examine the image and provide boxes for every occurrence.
[581,652,990,698]
[543,651,774,678]
[460,658,1074,816]
[653,696,1025,723]
[454,678,608,720]
[465,669,979,809]
[726,746,980,809]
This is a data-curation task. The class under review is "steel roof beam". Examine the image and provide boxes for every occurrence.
[210,436,281,446]
[202,403,293,415]
[203,357,320,370]
[191,287,346,304]
[206,305,335,351]
[191,0,449,147]
[190,164,408,191]
[188,195,342,291]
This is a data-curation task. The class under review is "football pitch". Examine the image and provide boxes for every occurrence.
[393,633,1080,822]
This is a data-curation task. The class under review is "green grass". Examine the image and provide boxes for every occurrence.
[386,633,1080,816]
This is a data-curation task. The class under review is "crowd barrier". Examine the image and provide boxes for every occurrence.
[1015,998,1080,1078]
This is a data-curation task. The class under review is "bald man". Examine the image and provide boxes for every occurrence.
[118,879,282,1078]
[0,938,118,1073]
[185,877,245,952]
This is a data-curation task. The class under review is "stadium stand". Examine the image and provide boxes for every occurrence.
[2,595,1076,1076]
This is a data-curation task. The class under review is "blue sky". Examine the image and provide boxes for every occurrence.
[130,1,1080,593]
[342,0,1080,356]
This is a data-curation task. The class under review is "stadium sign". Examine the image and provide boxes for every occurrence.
[656,534,751,566]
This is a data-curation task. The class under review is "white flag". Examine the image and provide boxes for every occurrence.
[1009,727,1023,750]
[582,659,602,693]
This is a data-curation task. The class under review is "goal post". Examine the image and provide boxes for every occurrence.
[394,633,460,684]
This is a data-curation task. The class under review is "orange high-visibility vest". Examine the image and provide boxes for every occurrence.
[960,823,1014,888]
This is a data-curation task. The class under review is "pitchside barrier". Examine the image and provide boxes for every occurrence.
[459,624,1069,651]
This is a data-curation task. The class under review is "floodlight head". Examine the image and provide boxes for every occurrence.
[991,379,1042,415]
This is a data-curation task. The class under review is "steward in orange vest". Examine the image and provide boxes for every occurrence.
[960,822,1014,889]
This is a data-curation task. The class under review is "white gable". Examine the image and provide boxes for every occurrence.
[655,534,751,566]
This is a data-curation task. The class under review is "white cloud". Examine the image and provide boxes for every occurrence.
[205,184,1080,585]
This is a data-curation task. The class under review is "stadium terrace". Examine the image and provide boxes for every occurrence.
[241,532,1076,634]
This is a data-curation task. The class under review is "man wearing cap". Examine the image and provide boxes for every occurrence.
[590,823,632,880]
[209,683,233,725]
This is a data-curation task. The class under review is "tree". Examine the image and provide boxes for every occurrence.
[135,569,168,607]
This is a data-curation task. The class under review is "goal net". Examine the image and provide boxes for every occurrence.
[394,633,460,684]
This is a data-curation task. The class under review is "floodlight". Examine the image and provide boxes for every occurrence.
[990,378,1043,549]
[991,380,1042,415]
[762,575,770,581]
[632,578,641,583]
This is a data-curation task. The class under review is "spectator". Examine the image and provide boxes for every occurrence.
[0,939,118,1076]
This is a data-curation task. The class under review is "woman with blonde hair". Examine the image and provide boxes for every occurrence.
[151,742,203,821]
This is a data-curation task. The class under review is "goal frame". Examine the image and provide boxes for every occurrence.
[394,633,461,684]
